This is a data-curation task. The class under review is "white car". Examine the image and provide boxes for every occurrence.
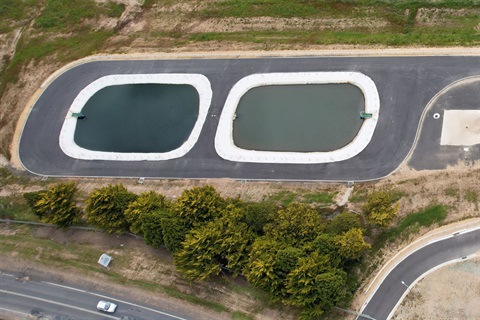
[97,300,117,313]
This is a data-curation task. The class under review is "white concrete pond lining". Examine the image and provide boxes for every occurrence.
[215,72,380,164]
[59,74,212,161]
[59,72,379,163]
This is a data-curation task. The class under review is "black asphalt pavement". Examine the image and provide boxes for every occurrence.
[408,76,480,170]
[0,271,189,320]
[357,228,480,320]
[19,56,480,180]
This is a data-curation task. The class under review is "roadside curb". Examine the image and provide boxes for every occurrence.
[357,218,480,318]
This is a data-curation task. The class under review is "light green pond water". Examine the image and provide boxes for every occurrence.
[233,84,365,152]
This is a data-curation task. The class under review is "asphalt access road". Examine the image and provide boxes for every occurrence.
[0,271,189,320]
[357,228,480,320]
[407,76,480,170]
[19,56,480,180]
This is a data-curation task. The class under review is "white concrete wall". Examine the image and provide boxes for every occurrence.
[59,74,212,161]
[214,72,380,164]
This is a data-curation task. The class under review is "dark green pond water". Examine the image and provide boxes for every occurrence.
[233,84,365,152]
[74,84,199,153]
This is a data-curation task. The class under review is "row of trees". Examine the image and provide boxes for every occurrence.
[24,183,399,319]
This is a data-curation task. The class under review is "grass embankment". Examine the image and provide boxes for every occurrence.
[268,189,336,207]
[0,0,123,157]
[188,0,480,47]
[0,0,121,88]
[372,204,448,251]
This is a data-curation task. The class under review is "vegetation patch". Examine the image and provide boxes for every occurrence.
[373,205,447,250]
[17,183,391,319]
[0,195,37,221]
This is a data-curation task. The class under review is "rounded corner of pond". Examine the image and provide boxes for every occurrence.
[232,83,366,152]
[73,83,200,153]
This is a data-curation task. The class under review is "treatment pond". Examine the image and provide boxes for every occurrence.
[59,74,212,161]
[74,83,198,152]
[215,72,380,164]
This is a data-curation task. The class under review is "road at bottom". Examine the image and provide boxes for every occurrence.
[0,271,189,320]
[357,228,480,320]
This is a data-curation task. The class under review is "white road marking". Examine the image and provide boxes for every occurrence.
[0,272,15,277]
[0,306,31,317]
[0,289,119,319]
[42,281,188,320]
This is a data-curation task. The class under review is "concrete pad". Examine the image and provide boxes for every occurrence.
[440,110,480,146]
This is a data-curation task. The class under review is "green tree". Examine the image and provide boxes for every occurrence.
[85,184,137,233]
[174,185,225,228]
[264,203,325,246]
[23,190,46,219]
[336,228,371,260]
[124,191,167,235]
[244,237,284,297]
[161,215,189,253]
[33,182,80,228]
[244,237,305,300]
[326,211,362,235]
[142,209,169,248]
[241,201,276,236]
[286,253,347,318]
[308,233,341,268]
[363,190,400,228]
[174,205,254,280]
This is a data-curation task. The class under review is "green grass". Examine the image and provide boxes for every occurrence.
[0,0,39,21]
[268,191,297,207]
[373,205,447,250]
[464,190,478,203]
[444,186,460,198]
[218,277,271,302]
[0,195,38,221]
[1,30,111,92]
[349,188,368,203]
[267,190,337,207]
[0,168,38,187]
[0,0,115,118]
[164,286,230,313]
[104,1,125,18]
[301,192,336,204]
[36,0,124,29]
[188,25,480,47]
[129,278,230,313]
[200,0,480,20]
[185,0,480,48]
[232,311,254,320]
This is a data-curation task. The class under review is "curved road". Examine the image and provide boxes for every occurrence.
[0,272,189,320]
[357,228,480,320]
[19,56,480,180]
